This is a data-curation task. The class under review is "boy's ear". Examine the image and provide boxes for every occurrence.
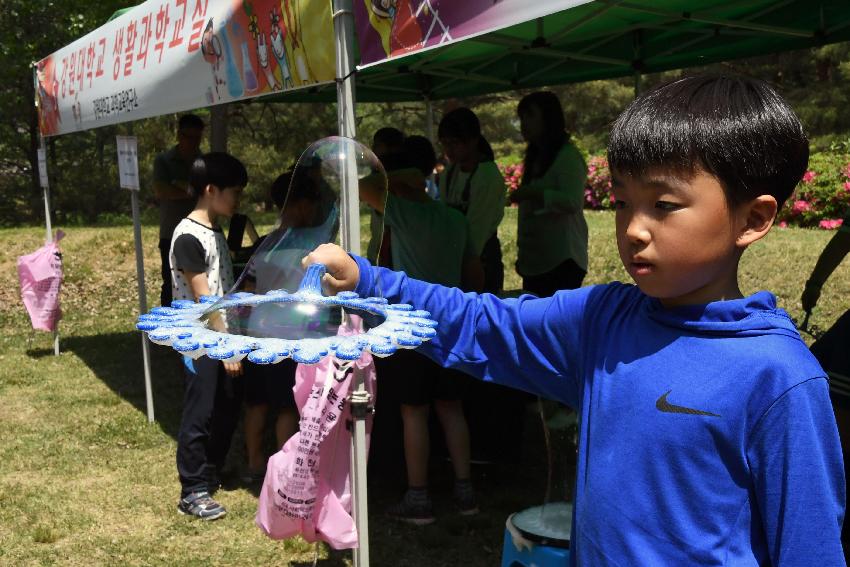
[735,195,777,248]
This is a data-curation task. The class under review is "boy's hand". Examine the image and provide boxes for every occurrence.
[302,243,360,294]
[223,360,242,377]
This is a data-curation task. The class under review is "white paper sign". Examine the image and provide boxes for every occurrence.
[116,135,139,191]
[37,148,49,188]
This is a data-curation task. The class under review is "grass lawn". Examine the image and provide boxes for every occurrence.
[0,210,847,566]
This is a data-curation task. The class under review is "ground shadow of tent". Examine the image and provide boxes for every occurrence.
[59,332,184,440]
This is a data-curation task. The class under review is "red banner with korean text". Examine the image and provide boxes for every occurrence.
[36,0,335,137]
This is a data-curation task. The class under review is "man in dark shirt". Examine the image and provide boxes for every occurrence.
[153,114,204,307]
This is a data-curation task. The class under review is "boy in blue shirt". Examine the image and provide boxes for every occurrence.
[304,76,845,564]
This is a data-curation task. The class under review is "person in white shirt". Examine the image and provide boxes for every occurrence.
[438,107,505,294]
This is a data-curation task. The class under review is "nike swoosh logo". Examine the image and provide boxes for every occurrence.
[656,390,720,417]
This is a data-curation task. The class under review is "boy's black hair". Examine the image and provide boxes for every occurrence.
[269,167,319,210]
[188,152,248,199]
[178,113,204,132]
[518,91,569,183]
[438,107,495,162]
[373,127,405,150]
[403,135,437,177]
[607,75,808,209]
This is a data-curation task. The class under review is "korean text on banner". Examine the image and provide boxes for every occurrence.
[354,0,591,67]
[36,0,336,137]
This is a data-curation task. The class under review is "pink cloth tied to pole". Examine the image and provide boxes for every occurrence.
[256,331,376,550]
[17,230,64,332]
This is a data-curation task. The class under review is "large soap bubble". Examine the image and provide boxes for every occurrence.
[202,136,388,344]
[236,136,386,295]
[134,136,435,366]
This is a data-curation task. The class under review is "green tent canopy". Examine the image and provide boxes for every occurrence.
[262,0,850,103]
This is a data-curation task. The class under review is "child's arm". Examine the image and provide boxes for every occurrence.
[182,270,242,378]
[747,377,845,564]
[304,244,588,405]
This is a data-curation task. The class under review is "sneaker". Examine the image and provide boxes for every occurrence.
[387,489,435,526]
[454,482,479,516]
[177,491,227,521]
[239,468,266,487]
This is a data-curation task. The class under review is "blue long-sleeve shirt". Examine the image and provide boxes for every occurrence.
[352,256,845,566]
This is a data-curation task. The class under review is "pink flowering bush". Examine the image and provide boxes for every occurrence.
[584,155,615,210]
[777,151,850,228]
[499,163,524,194]
[819,218,844,230]
[500,150,850,225]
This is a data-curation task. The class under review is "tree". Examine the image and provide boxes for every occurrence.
[0,1,129,225]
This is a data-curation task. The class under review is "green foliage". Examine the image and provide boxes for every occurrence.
[0,0,133,225]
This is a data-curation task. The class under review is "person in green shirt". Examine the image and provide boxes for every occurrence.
[509,91,588,297]
[361,135,483,525]
[153,114,204,307]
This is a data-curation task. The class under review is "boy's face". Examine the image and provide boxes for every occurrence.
[177,127,203,157]
[210,185,243,218]
[611,168,751,307]
[439,136,477,165]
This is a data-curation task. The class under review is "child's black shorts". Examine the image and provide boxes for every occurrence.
[243,358,297,410]
[375,349,470,405]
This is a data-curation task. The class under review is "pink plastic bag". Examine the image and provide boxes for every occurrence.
[17,230,64,332]
[256,347,376,549]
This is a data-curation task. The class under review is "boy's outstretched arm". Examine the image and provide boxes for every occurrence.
[747,377,845,565]
[303,244,587,405]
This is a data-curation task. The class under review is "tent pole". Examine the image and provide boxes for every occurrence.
[424,96,436,191]
[127,123,156,423]
[424,97,435,143]
[33,66,59,355]
[40,135,59,356]
[209,104,228,152]
[33,67,53,245]
[333,2,370,567]
[132,186,156,423]
[333,0,359,251]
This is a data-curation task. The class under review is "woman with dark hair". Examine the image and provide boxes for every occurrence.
[438,107,505,294]
[510,91,588,297]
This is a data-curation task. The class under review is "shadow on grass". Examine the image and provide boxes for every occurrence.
[53,332,555,566]
[24,347,55,359]
[60,331,184,440]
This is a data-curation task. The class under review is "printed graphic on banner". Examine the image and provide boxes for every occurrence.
[354,0,590,67]
[36,0,335,137]
[116,135,140,190]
